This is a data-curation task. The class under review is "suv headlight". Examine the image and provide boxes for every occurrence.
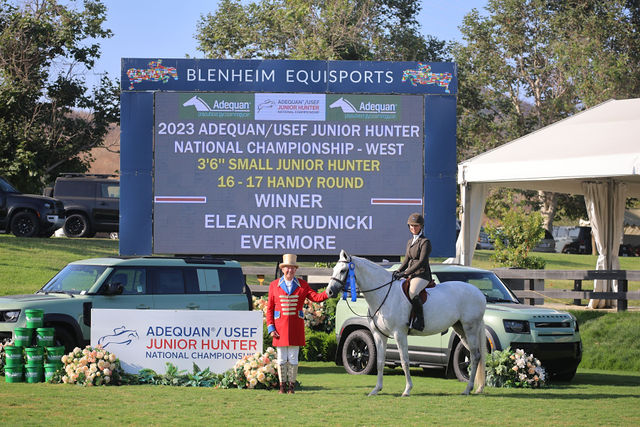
[503,319,530,334]
[1,310,21,322]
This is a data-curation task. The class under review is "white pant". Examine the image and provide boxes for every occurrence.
[409,277,428,299]
[276,346,300,365]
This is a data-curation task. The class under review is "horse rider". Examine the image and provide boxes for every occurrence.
[392,213,432,331]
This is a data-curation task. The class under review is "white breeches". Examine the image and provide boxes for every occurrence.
[408,277,428,299]
[276,346,300,365]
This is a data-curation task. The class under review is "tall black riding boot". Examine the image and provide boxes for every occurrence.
[411,296,424,331]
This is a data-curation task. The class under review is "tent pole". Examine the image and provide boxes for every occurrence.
[607,179,614,271]
[461,183,471,266]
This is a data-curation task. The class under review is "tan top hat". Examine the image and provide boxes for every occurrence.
[279,254,299,269]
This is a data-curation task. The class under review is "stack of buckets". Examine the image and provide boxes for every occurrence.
[4,309,65,383]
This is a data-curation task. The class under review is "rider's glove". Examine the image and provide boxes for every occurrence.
[392,271,403,281]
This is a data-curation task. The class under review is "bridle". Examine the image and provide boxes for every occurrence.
[330,257,396,338]
[330,260,357,301]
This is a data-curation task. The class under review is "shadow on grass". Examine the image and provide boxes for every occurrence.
[299,364,448,378]
[567,371,640,387]
[299,365,349,375]
[488,391,640,400]
[568,309,609,325]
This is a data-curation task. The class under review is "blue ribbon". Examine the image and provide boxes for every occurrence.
[342,262,357,302]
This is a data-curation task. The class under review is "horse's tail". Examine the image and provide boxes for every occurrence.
[474,319,487,394]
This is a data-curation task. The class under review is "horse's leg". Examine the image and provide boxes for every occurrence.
[369,330,387,396]
[453,321,475,394]
[473,320,487,394]
[460,322,482,395]
[394,331,413,397]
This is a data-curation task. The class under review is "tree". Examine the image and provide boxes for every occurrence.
[195,0,449,61]
[455,1,575,157]
[454,0,640,231]
[485,206,546,269]
[0,0,119,193]
[551,0,640,108]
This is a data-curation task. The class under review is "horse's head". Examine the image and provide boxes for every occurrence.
[325,250,352,298]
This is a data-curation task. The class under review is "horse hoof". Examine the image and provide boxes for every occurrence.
[401,393,410,397]
[461,390,470,396]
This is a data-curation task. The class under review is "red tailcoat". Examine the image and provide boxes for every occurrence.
[266,277,328,347]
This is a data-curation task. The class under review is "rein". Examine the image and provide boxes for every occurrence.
[331,259,395,339]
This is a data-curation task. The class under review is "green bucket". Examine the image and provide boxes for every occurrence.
[45,346,65,363]
[36,327,55,347]
[25,309,44,328]
[24,347,44,365]
[4,365,24,383]
[13,327,33,347]
[4,345,23,367]
[25,364,44,383]
[44,362,63,382]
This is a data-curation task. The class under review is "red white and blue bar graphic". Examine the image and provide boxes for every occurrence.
[154,196,207,204]
[370,198,422,205]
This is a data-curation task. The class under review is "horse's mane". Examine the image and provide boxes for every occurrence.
[352,255,389,274]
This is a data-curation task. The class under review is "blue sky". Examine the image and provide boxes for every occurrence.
[86,0,488,89]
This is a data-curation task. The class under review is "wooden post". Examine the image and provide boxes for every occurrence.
[617,279,628,312]
[573,279,582,306]
[525,278,534,305]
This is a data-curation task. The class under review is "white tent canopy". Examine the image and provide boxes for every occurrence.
[451,98,640,308]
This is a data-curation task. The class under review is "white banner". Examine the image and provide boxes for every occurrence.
[90,309,263,374]
[254,93,325,121]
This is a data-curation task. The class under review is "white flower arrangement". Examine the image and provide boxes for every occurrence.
[57,345,123,386]
[221,347,279,389]
[485,347,547,388]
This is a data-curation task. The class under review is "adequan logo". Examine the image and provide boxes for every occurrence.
[181,94,254,119]
[327,95,401,121]
[97,326,140,349]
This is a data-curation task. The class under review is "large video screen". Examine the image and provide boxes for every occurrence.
[153,92,424,256]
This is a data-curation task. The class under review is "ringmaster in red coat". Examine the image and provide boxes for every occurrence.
[267,253,328,394]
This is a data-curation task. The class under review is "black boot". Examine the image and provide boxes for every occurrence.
[411,296,424,331]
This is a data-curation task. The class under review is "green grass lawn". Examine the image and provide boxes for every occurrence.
[0,234,119,295]
[0,363,639,426]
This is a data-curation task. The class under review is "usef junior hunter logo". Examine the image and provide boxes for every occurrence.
[180,93,253,119]
[327,94,401,121]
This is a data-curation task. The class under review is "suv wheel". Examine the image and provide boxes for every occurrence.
[10,211,40,237]
[342,329,377,375]
[452,340,471,382]
[53,326,78,353]
[451,338,492,382]
[64,213,92,238]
